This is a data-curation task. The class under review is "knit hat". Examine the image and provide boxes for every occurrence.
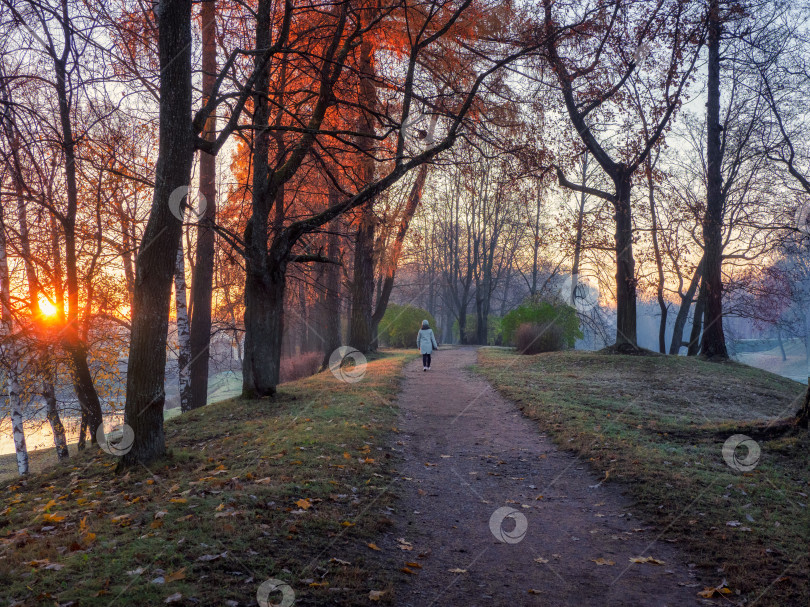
[422,319,429,328]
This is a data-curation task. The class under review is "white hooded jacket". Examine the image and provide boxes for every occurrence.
[417,324,439,354]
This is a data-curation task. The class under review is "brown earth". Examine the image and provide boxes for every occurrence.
[382,347,715,607]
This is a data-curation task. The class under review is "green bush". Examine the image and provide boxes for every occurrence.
[502,299,582,349]
[515,322,565,354]
[378,304,438,348]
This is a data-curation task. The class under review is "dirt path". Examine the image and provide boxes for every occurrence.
[382,347,708,607]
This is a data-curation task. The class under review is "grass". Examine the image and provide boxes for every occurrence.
[475,348,810,607]
[0,350,415,606]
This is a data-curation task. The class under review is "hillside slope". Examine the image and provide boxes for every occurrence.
[476,349,809,607]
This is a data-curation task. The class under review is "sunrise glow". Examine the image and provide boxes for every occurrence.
[38,295,57,318]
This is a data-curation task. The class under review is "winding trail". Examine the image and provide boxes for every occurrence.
[383,347,707,607]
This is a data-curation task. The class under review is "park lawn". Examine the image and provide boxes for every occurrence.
[476,348,810,607]
[0,350,415,607]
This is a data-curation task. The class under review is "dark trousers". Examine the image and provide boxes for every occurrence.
[422,353,431,368]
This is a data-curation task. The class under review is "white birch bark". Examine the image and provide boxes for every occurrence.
[174,244,192,412]
[0,209,28,475]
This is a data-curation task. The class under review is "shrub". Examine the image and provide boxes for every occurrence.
[378,304,438,348]
[502,299,581,349]
[515,322,565,354]
[279,352,322,383]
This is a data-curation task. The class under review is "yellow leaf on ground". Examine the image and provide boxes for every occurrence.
[591,558,615,566]
[629,556,665,565]
[165,568,186,583]
[698,584,733,598]
[169,498,187,504]
[295,498,312,510]
[367,543,381,551]
[43,513,66,523]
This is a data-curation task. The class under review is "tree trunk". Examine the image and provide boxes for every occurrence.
[243,261,286,397]
[669,259,703,355]
[349,212,375,352]
[797,386,809,429]
[777,329,786,362]
[53,25,105,442]
[700,0,728,360]
[613,170,637,349]
[123,0,194,466]
[321,215,342,369]
[174,245,192,411]
[348,29,377,354]
[188,0,218,411]
[571,154,588,305]
[458,308,468,344]
[241,0,279,397]
[0,205,28,475]
[2,90,69,461]
[687,279,706,356]
[647,162,667,353]
[43,366,69,461]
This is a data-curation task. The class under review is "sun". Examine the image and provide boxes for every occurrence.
[38,295,58,318]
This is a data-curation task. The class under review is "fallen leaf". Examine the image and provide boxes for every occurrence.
[165,568,186,583]
[27,560,63,570]
[295,498,312,510]
[405,562,422,569]
[534,557,549,564]
[369,589,386,601]
[401,567,417,575]
[197,552,227,562]
[330,558,351,566]
[448,568,467,574]
[367,543,381,551]
[591,558,615,566]
[164,592,183,603]
[629,556,665,565]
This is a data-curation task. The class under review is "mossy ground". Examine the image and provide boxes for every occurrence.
[1,351,415,606]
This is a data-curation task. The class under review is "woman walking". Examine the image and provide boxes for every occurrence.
[417,319,439,371]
